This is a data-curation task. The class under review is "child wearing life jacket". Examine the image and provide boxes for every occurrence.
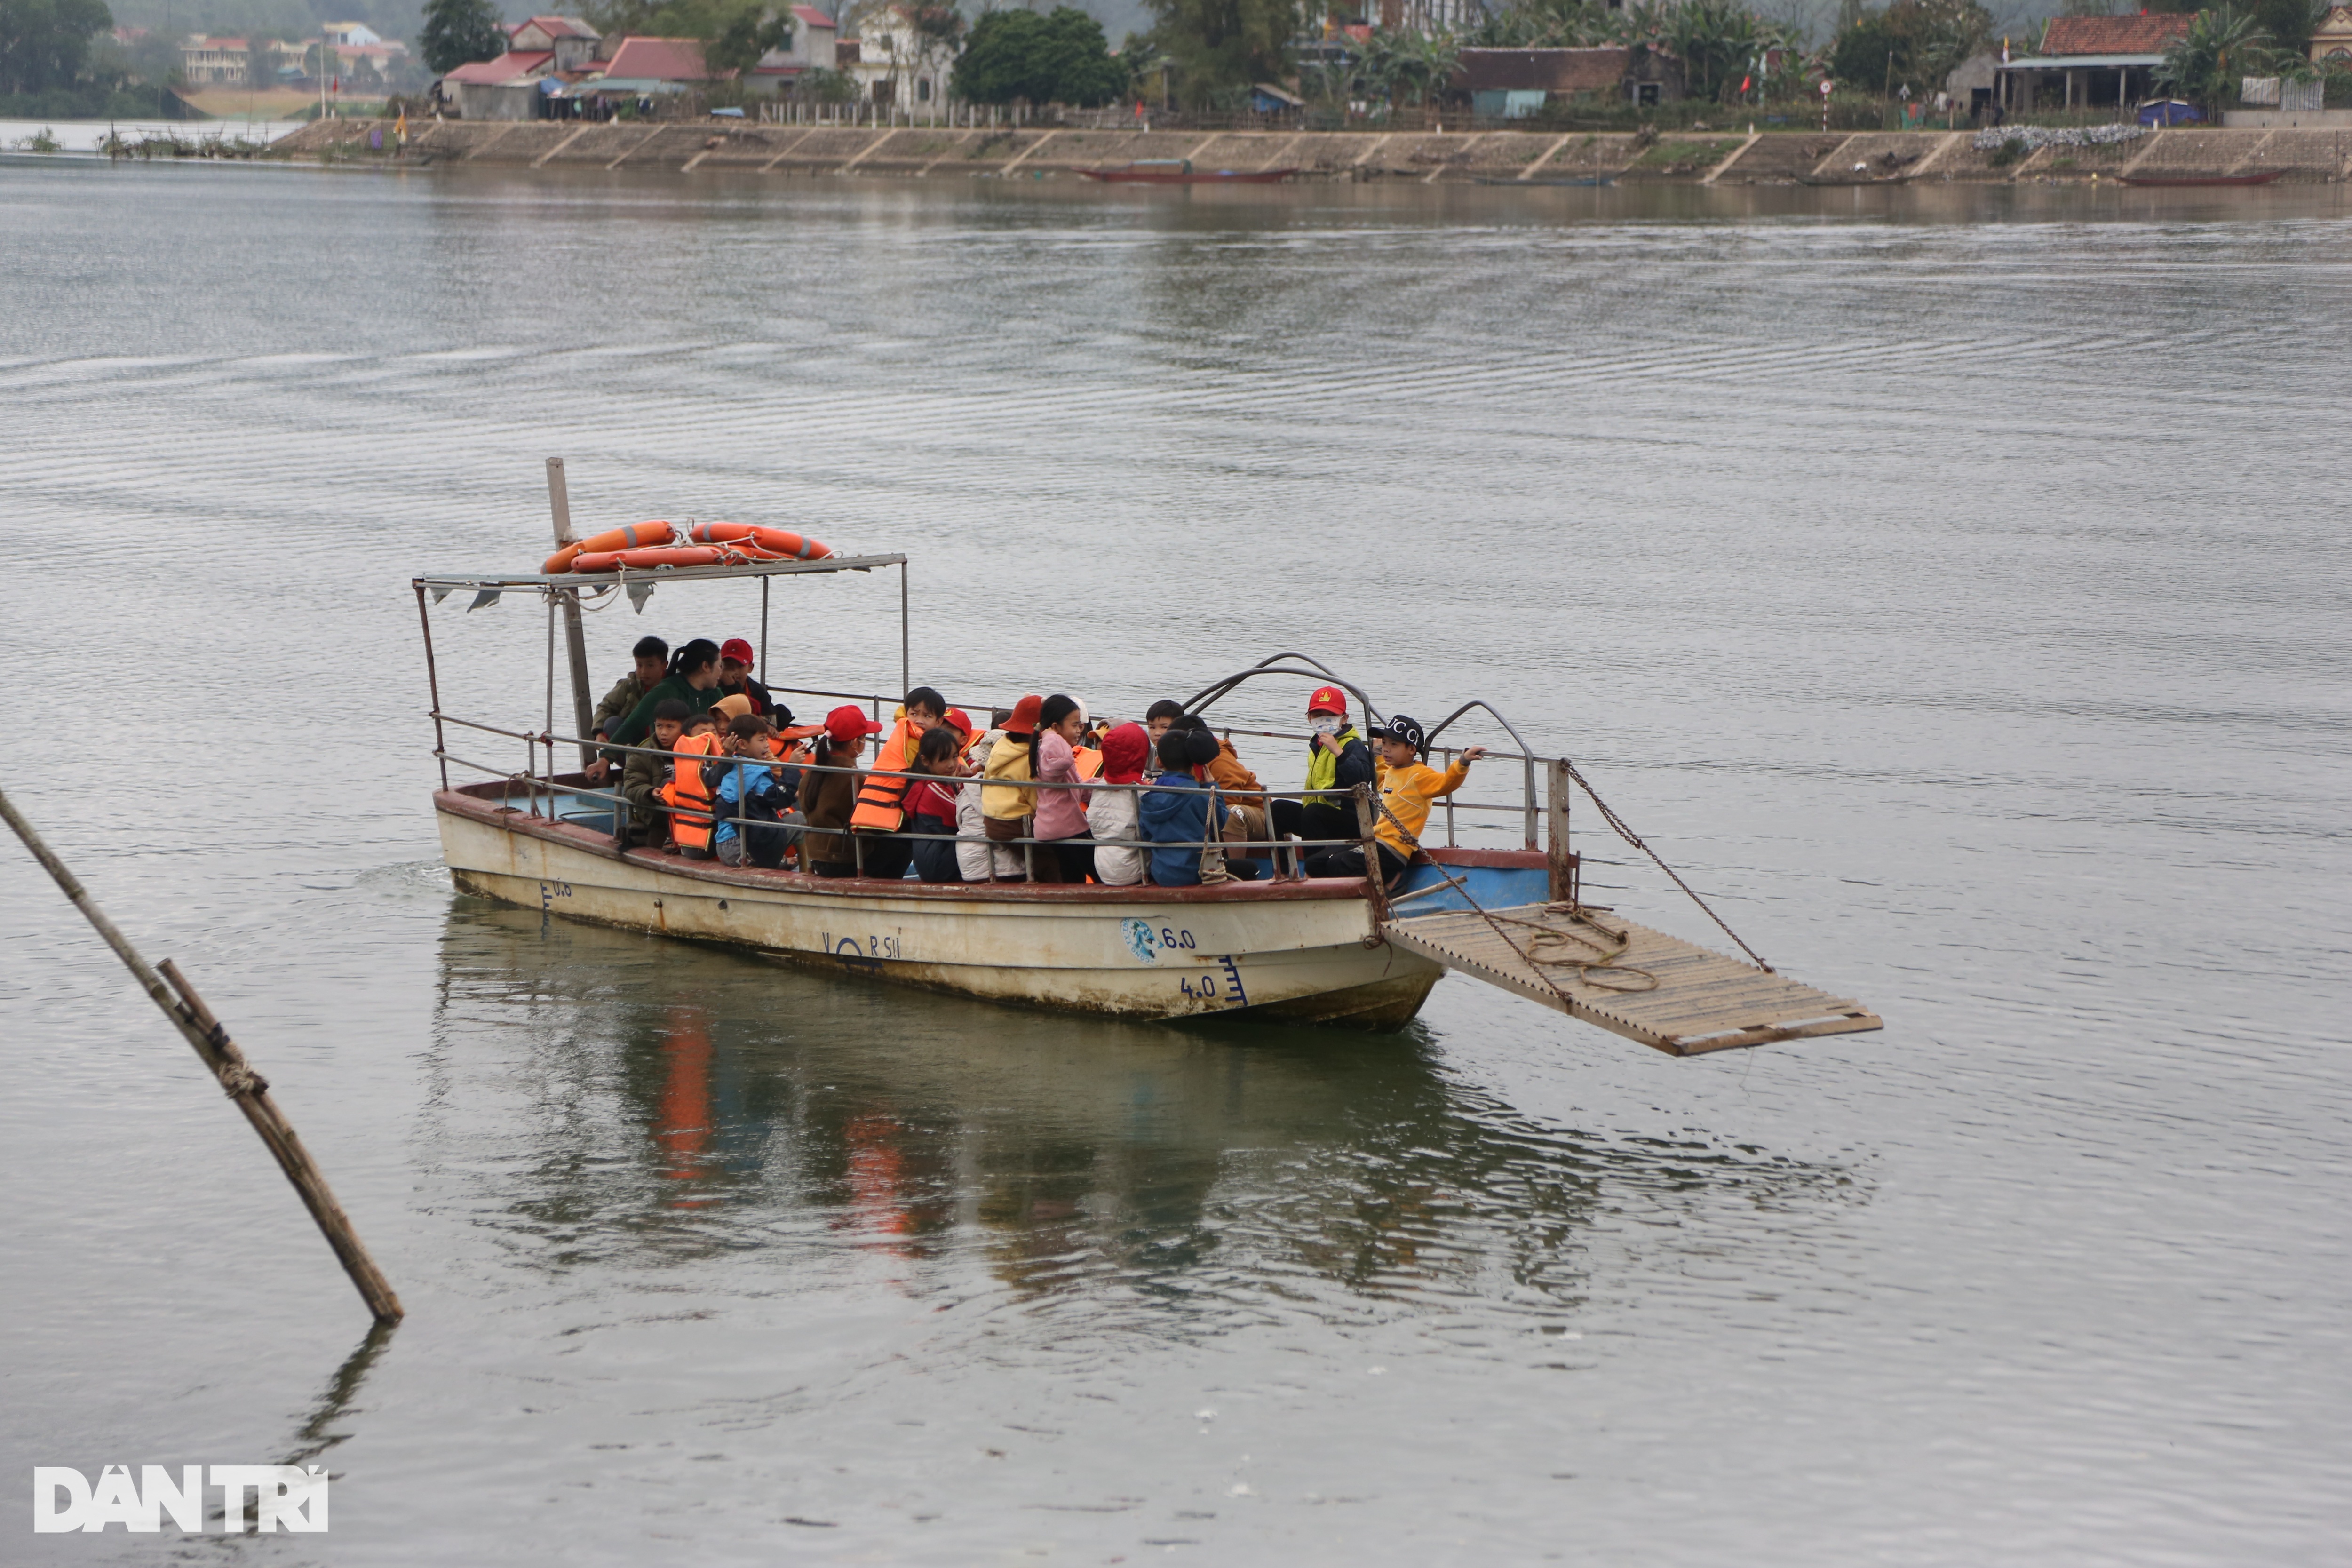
[660,712,726,859]
[1302,714,1485,888]
[619,699,691,848]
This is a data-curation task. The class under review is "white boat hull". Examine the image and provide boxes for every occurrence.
[436,794,1442,1028]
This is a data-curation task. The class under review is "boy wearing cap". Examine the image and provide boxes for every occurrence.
[1271,686,1374,855]
[803,704,886,877]
[1303,715,1485,887]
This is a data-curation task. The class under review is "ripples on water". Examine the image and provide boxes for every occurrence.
[2,162,2348,1563]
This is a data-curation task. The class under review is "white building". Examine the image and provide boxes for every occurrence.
[841,3,953,108]
[178,36,250,85]
[748,5,838,94]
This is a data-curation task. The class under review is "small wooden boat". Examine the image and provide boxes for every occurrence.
[2119,167,2286,187]
[411,503,1882,1055]
[1078,158,1299,184]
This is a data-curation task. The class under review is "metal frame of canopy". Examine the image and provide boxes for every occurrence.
[411,460,912,784]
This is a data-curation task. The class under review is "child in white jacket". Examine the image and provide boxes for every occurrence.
[956,720,1026,883]
[1085,722,1152,886]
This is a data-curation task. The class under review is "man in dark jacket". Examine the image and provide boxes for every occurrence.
[585,635,669,784]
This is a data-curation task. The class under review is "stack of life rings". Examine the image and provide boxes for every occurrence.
[540,521,835,575]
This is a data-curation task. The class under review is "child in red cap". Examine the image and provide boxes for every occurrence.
[803,704,885,877]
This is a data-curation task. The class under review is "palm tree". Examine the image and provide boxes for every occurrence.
[2156,6,2276,116]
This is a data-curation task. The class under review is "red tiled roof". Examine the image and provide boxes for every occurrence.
[602,35,715,79]
[2039,14,2193,55]
[514,14,599,38]
[442,48,551,83]
[792,5,835,26]
[1455,47,1629,93]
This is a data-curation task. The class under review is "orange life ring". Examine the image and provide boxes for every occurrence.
[686,522,834,559]
[571,545,731,572]
[546,522,676,573]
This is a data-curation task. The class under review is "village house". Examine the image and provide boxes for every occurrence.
[1991,14,2193,115]
[591,36,733,100]
[748,6,839,94]
[2312,5,2352,62]
[440,49,559,118]
[178,36,250,85]
[840,3,955,109]
[437,19,604,119]
[1450,46,1682,115]
[509,15,601,70]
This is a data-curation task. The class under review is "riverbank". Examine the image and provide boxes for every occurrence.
[268,119,2352,184]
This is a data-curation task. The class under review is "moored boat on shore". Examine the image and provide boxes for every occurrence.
[1079,159,1299,184]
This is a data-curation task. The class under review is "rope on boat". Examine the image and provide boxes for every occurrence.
[1555,757,1774,973]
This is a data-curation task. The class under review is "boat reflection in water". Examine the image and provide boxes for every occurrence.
[427,900,1861,1314]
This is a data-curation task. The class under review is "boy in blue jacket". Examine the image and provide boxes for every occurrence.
[1140,729,1217,887]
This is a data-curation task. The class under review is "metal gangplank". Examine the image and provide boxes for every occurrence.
[1381,902,1882,1057]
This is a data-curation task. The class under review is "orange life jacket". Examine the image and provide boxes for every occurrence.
[660,732,722,852]
[849,717,922,833]
[1075,747,1104,781]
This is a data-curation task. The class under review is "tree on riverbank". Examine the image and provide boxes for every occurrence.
[421,0,504,74]
[0,0,113,94]
[957,6,1124,105]
[2155,5,2278,115]
[1139,0,1299,108]
[1830,0,1991,97]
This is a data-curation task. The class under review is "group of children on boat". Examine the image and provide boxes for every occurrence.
[578,634,1488,889]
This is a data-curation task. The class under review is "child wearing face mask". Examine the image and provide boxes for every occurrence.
[1269,685,1375,856]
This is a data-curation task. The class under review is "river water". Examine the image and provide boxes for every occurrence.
[3,160,2347,1563]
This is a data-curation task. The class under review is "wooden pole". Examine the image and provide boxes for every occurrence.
[1547,757,1575,906]
[546,457,596,770]
[0,789,404,1325]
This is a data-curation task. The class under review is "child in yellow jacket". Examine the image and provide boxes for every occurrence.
[1301,713,1484,885]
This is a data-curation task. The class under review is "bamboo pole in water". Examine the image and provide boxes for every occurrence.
[0,789,405,1325]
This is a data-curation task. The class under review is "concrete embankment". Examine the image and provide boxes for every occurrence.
[271,119,2352,184]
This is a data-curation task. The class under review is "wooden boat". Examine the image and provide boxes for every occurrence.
[1078,159,1299,184]
[412,509,1881,1055]
[2119,167,2286,187]
[1795,171,1917,187]
[1475,175,1615,187]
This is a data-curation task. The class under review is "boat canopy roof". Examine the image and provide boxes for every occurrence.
[413,552,908,596]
